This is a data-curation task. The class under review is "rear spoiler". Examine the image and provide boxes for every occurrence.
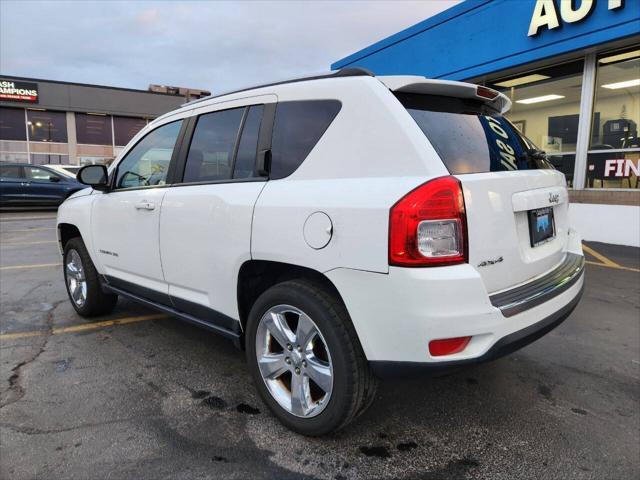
[378,76,511,114]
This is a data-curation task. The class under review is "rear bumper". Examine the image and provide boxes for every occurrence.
[490,253,584,317]
[369,281,583,378]
[326,245,585,369]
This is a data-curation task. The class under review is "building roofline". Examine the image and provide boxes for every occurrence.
[0,74,185,97]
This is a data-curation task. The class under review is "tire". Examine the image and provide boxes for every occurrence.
[246,279,377,436]
[63,237,118,317]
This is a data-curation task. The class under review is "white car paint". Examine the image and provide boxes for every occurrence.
[57,73,584,366]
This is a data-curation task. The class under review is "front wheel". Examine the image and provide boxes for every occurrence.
[246,279,377,436]
[63,237,118,317]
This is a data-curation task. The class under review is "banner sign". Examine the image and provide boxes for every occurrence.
[479,115,527,171]
[0,80,39,103]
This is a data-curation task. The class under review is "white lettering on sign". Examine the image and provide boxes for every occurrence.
[561,0,595,23]
[528,0,625,37]
[484,116,517,170]
[528,0,560,36]
[604,159,640,177]
[0,79,39,102]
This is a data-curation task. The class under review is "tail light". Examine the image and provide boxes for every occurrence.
[389,176,467,266]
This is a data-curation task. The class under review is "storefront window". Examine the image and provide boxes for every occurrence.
[75,113,113,145]
[489,61,584,187]
[0,107,27,141]
[113,116,147,146]
[26,109,67,143]
[586,47,639,189]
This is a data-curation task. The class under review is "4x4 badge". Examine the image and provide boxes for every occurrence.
[477,256,503,268]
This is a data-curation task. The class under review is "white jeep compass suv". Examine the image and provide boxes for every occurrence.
[57,69,585,436]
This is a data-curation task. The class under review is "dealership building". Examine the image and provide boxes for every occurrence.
[0,76,209,166]
[333,0,639,246]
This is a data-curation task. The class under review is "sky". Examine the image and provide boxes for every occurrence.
[0,0,461,94]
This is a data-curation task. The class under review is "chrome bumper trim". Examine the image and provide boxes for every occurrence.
[490,253,585,317]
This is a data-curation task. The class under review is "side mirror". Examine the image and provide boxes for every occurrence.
[77,165,109,191]
[49,176,61,183]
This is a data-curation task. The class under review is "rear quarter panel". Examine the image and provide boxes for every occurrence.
[252,77,448,274]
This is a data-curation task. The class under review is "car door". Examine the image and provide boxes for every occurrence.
[23,166,69,205]
[91,119,185,302]
[0,164,27,205]
[159,97,275,327]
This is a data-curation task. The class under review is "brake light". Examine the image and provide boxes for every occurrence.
[476,85,499,100]
[429,336,472,356]
[389,176,467,266]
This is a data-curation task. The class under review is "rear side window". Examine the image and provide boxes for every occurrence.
[270,100,341,179]
[0,165,22,179]
[233,105,264,179]
[183,108,244,183]
[396,93,552,174]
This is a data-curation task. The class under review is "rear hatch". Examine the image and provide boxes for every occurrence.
[394,85,569,294]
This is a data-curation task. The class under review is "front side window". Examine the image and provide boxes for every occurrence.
[488,60,584,185]
[398,93,551,174]
[115,120,182,189]
[183,108,244,183]
[270,100,341,179]
[586,47,639,189]
[25,166,61,182]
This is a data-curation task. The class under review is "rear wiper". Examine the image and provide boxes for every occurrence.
[520,147,548,167]
[522,147,547,160]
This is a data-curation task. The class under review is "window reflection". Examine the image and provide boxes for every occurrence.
[489,61,584,187]
[586,47,639,189]
[27,110,67,142]
[113,116,147,146]
[0,107,27,141]
[75,113,112,145]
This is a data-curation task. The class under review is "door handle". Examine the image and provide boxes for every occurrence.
[134,201,155,211]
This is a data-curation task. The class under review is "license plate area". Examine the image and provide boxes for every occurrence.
[528,207,555,247]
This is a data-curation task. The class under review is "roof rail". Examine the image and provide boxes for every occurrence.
[181,67,374,108]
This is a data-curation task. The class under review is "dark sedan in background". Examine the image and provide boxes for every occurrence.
[0,163,85,207]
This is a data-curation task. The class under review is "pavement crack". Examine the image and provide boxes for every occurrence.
[0,416,154,435]
[0,300,62,409]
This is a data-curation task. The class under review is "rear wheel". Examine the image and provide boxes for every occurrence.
[63,237,117,317]
[246,279,377,436]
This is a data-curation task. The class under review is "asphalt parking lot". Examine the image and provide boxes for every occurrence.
[0,211,638,480]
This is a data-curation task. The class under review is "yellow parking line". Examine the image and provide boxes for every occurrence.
[0,314,168,341]
[0,263,61,271]
[582,243,640,272]
[585,260,640,273]
[582,244,621,268]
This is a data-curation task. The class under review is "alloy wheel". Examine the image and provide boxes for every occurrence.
[255,304,333,418]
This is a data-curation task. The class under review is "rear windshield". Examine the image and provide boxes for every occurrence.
[396,93,552,174]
